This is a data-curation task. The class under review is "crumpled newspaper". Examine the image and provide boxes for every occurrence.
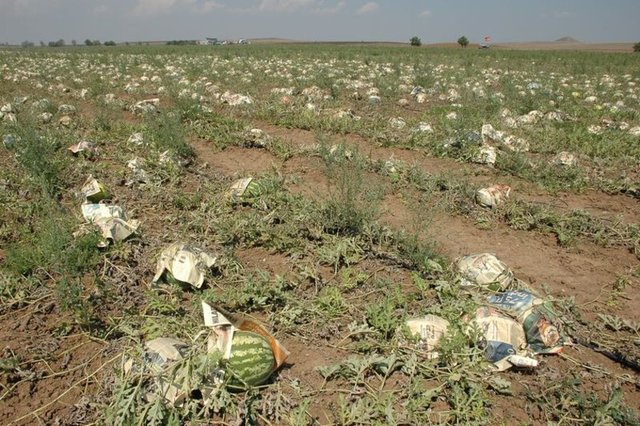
[81,203,125,222]
[552,151,577,166]
[471,307,537,371]
[481,124,529,152]
[456,253,514,291]
[39,112,53,123]
[473,145,497,165]
[487,290,568,354]
[79,177,138,245]
[332,109,361,121]
[126,158,150,185]
[127,132,145,146]
[220,91,253,106]
[152,243,217,288]
[389,117,406,129]
[141,337,193,405]
[125,337,222,406]
[413,122,433,133]
[130,98,159,114]
[159,150,191,167]
[405,314,450,359]
[58,115,72,126]
[475,184,511,208]
[382,159,401,181]
[94,217,139,246]
[68,140,98,157]
[328,144,353,160]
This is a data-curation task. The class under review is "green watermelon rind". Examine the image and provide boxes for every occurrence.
[224,331,276,390]
[163,271,191,288]
[242,180,264,198]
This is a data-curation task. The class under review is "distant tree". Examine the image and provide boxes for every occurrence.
[47,39,65,47]
[39,41,45,47]
[93,40,101,46]
[410,36,422,47]
[84,39,93,46]
[457,36,469,48]
[166,40,198,46]
[634,42,640,52]
[104,40,116,46]
[71,39,77,46]
[21,40,35,48]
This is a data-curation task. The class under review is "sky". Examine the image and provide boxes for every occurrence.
[1,0,639,45]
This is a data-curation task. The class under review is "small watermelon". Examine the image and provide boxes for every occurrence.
[228,178,263,200]
[224,330,276,390]
[243,180,264,198]
[164,271,184,287]
[81,177,110,203]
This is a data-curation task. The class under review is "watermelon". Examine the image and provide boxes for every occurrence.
[82,179,110,203]
[456,253,513,291]
[224,330,276,390]
[243,180,264,198]
[228,177,264,201]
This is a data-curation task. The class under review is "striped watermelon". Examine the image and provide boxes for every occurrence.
[243,180,264,198]
[225,330,276,390]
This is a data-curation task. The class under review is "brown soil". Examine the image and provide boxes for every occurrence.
[191,140,282,177]
[524,191,640,224]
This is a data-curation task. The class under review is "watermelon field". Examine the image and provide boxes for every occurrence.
[1,43,640,425]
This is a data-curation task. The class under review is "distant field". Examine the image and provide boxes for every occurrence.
[495,41,635,52]
[251,39,637,53]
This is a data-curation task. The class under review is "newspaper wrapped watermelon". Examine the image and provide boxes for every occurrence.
[67,141,98,158]
[203,302,289,391]
[471,306,537,371]
[456,253,514,291]
[227,177,264,201]
[81,175,110,203]
[130,303,289,406]
[405,314,450,359]
[475,184,511,208]
[152,243,217,289]
[487,290,568,354]
[243,128,271,148]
